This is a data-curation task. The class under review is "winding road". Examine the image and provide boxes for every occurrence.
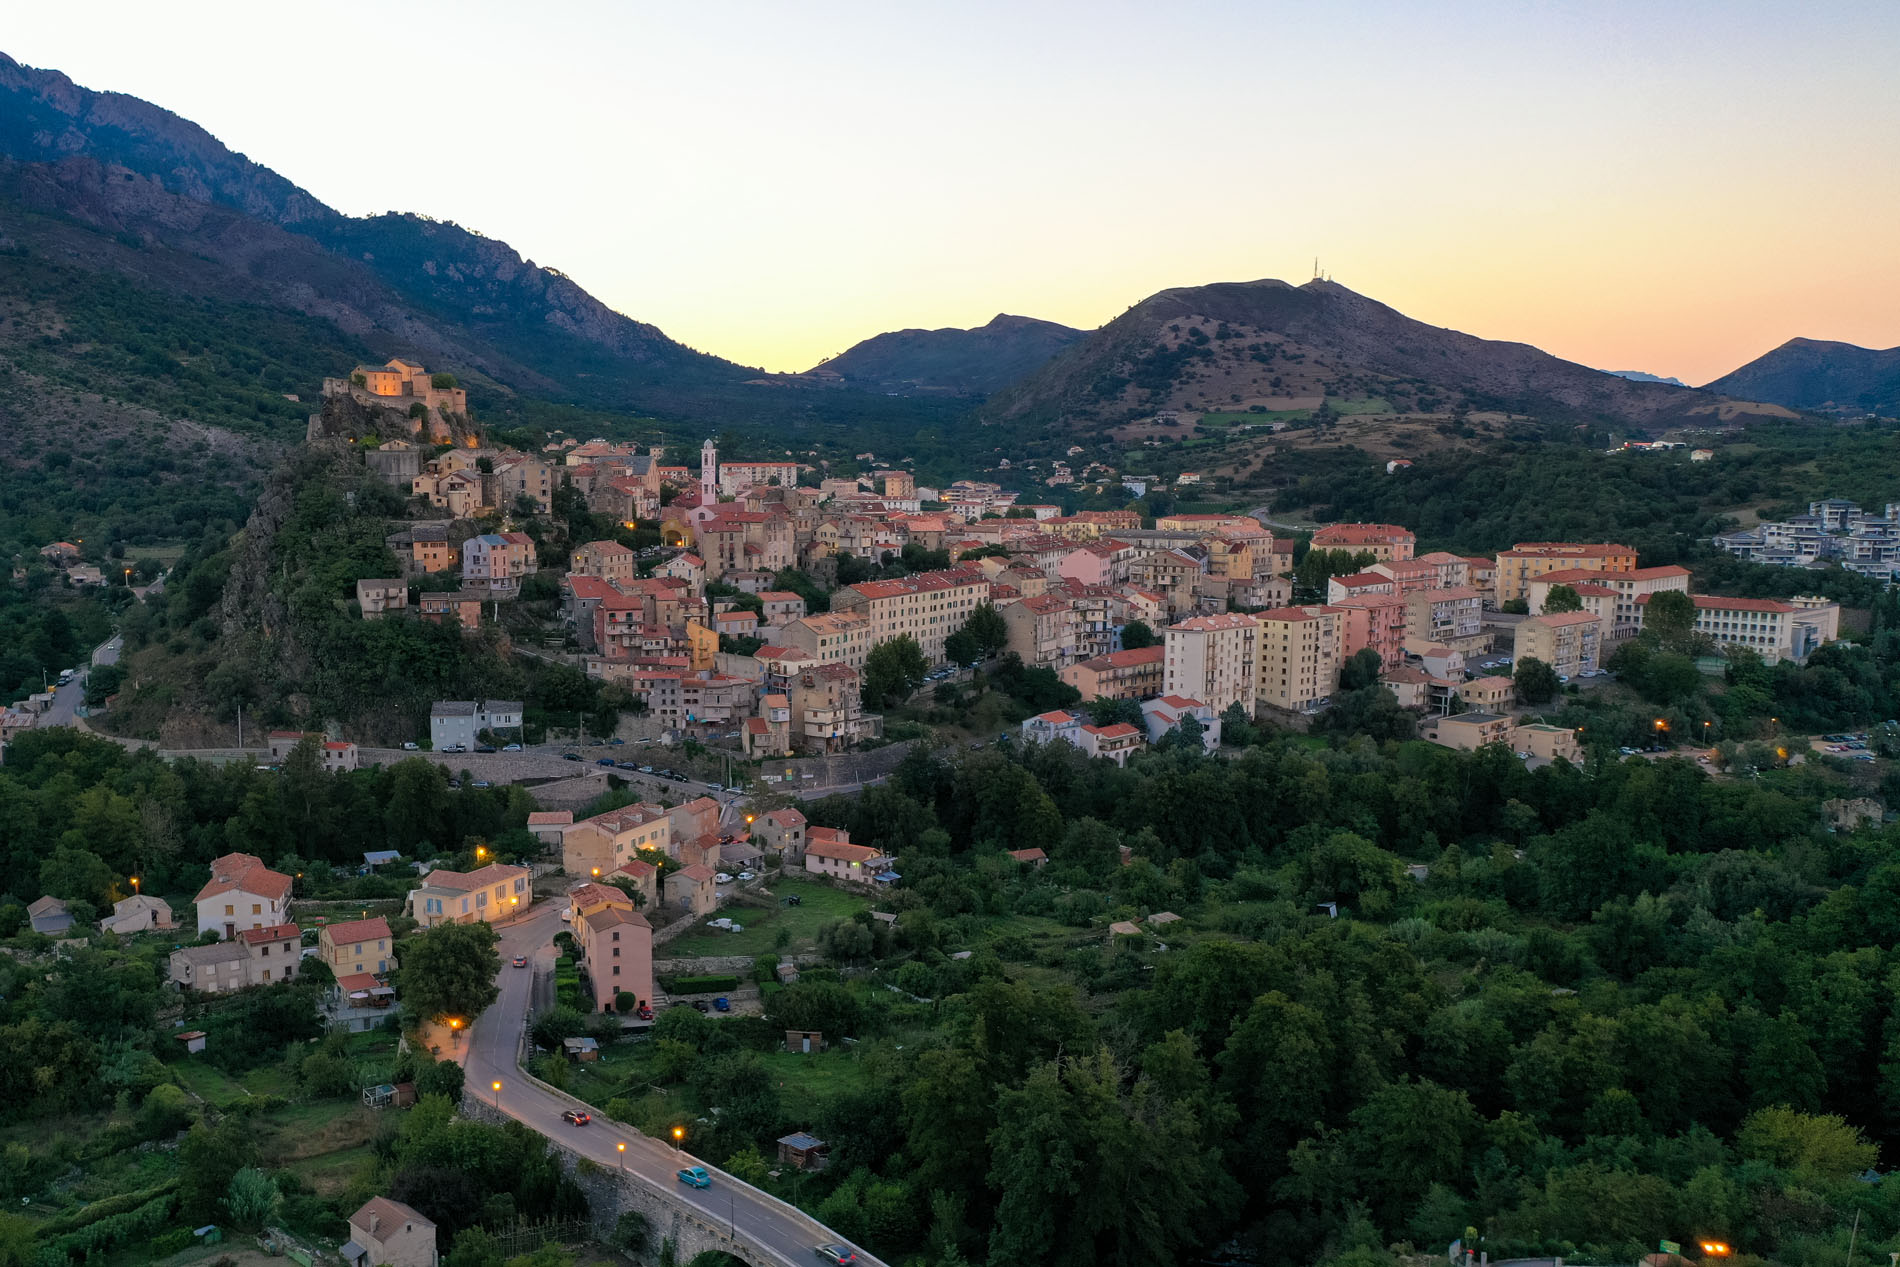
[455,901,880,1267]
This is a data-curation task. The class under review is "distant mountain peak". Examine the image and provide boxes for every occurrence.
[814,313,1087,395]
[1704,337,1900,416]
[1605,369,1688,387]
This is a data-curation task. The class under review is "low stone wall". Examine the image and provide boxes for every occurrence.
[652,952,819,976]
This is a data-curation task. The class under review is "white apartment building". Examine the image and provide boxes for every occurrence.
[1163,612,1259,714]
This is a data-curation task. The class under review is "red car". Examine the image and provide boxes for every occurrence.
[512,955,527,969]
[561,1109,590,1126]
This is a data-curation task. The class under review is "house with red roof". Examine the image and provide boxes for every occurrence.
[194,852,294,941]
[406,862,533,927]
[1077,721,1144,766]
[320,916,395,977]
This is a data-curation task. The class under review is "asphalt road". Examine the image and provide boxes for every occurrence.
[459,901,876,1267]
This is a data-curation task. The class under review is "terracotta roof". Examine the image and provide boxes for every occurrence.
[764,808,806,827]
[1008,848,1048,862]
[337,972,381,994]
[1331,573,1393,589]
[1312,523,1415,543]
[1083,722,1142,739]
[352,1197,434,1240]
[1076,645,1164,670]
[528,811,573,826]
[423,862,529,891]
[1528,610,1603,626]
[194,853,293,904]
[1636,593,1797,613]
[807,840,884,863]
[323,917,391,945]
[1170,613,1258,631]
[238,922,300,947]
[614,859,658,878]
[673,863,716,882]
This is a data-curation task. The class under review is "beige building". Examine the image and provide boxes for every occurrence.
[356,579,408,618]
[1310,523,1417,562]
[754,808,808,861]
[664,863,718,916]
[787,663,872,751]
[563,803,672,878]
[1516,723,1582,763]
[168,921,303,993]
[1002,594,1079,669]
[1420,712,1517,751]
[1530,564,1690,636]
[1163,612,1259,714]
[571,540,637,583]
[781,610,873,670]
[1253,606,1345,714]
[1494,542,1638,604]
[99,894,173,936]
[1060,645,1165,701]
[345,1197,438,1267]
[827,567,991,665]
[805,840,888,887]
[1514,610,1603,678]
[406,863,533,927]
[1404,587,1484,647]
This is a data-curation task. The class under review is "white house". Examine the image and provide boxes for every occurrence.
[193,853,293,940]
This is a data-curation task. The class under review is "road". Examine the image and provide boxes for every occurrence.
[459,902,876,1267]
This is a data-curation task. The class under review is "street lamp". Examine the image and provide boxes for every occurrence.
[672,1126,685,1152]
[476,846,487,860]
[129,876,140,893]
[616,1141,626,1173]
[449,1017,462,1047]
[491,1080,502,1108]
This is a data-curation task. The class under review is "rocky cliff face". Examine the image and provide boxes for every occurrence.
[0,52,334,226]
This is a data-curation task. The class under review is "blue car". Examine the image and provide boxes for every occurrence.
[677,1166,711,1189]
[713,997,730,1012]
[597,757,617,766]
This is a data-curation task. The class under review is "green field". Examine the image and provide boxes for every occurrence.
[660,874,872,958]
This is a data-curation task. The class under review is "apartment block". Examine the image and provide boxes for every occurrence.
[826,567,990,665]
[1310,523,1417,562]
[1253,605,1345,714]
[1494,542,1637,604]
[1513,610,1603,677]
[1638,593,1841,665]
[1163,612,1259,714]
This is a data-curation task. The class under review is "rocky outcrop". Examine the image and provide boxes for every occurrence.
[307,384,479,448]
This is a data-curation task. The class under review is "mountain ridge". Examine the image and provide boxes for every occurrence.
[984,277,1795,433]
[1702,336,1900,417]
[813,312,1086,394]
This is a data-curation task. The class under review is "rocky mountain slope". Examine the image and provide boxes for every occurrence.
[1703,337,1900,416]
[0,52,773,409]
[985,277,1792,433]
[813,313,1086,395]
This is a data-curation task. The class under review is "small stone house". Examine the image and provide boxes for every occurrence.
[345,1197,438,1267]
[664,864,717,917]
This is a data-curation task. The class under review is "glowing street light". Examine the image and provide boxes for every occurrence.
[1700,1243,1730,1258]
[672,1126,685,1152]
[129,876,140,893]
[491,1079,502,1108]
[476,846,487,860]
[617,1141,627,1173]
[449,1017,462,1046]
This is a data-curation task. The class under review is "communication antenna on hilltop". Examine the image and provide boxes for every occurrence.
[1313,257,1321,281]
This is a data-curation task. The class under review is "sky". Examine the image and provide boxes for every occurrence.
[7,0,1900,382]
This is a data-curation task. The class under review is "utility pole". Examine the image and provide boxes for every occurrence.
[237,705,244,751]
[1845,1207,1860,1267]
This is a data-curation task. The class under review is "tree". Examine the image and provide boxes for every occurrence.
[863,634,928,708]
[1642,589,1699,652]
[1543,584,1583,614]
[1514,656,1560,704]
[1119,620,1157,650]
[1083,697,1143,728]
[224,1167,281,1232]
[959,603,1009,659]
[1339,647,1383,692]
[395,922,501,1023]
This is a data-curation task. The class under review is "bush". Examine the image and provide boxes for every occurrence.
[150,1228,195,1257]
[660,974,740,995]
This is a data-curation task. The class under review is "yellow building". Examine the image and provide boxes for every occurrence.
[1252,605,1344,714]
[1494,542,1638,604]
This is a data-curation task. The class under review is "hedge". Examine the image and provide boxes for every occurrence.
[35,1180,179,1236]
[661,974,740,994]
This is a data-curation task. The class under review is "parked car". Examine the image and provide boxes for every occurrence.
[713,997,730,1012]
[635,1003,654,1021]
[597,757,618,766]
[503,743,522,752]
[815,1247,857,1266]
[512,955,527,969]
[690,1000,710,1013]
[402,741,420,750]
[475,744,497,753]
[561,1109,590,1126]
[677,1166,712,1189]
[609,737,625,746]
[563,752,582,761]
[714,872,734,884]
[707,782,725,792]
[737,870,755,881]
[441,744,466,754]
[472,780,491,788]
[638,765,654,774]
[617,761,640,770]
